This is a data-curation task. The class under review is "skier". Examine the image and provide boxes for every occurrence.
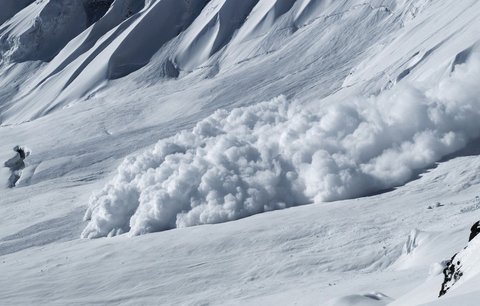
[4,146,29,188]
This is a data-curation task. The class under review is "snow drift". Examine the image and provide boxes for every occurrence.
[81,51,480,238]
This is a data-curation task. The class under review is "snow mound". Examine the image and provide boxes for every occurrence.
[328,292,393,306]
[81,51,480,238]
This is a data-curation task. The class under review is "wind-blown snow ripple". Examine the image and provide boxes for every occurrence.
[82,53,480,238]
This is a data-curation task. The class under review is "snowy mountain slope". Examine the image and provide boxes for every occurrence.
[1,0,480,305]
[1,0,452,123]
[2,147,480,305]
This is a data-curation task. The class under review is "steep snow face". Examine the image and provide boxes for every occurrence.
[107,0,209,79]
[175,0,260,71]
[0,0,442,123]
[0,0,89,62]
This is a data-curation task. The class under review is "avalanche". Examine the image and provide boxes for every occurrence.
[84,52,480,237]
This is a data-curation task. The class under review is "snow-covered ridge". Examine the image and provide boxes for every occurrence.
[0,0,438,123]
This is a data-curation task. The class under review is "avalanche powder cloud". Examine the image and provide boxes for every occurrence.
[82,52,480,238]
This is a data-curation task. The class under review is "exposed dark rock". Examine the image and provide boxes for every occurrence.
[439,220,480,297]
[83,0,115,26]
[469,221,480,242]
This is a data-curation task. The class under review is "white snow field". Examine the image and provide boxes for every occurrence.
[1,0,480,305]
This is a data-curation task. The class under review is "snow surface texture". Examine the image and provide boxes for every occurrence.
[83,51,480,238]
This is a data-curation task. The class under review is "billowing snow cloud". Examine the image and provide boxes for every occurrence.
[82,52,480,238]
